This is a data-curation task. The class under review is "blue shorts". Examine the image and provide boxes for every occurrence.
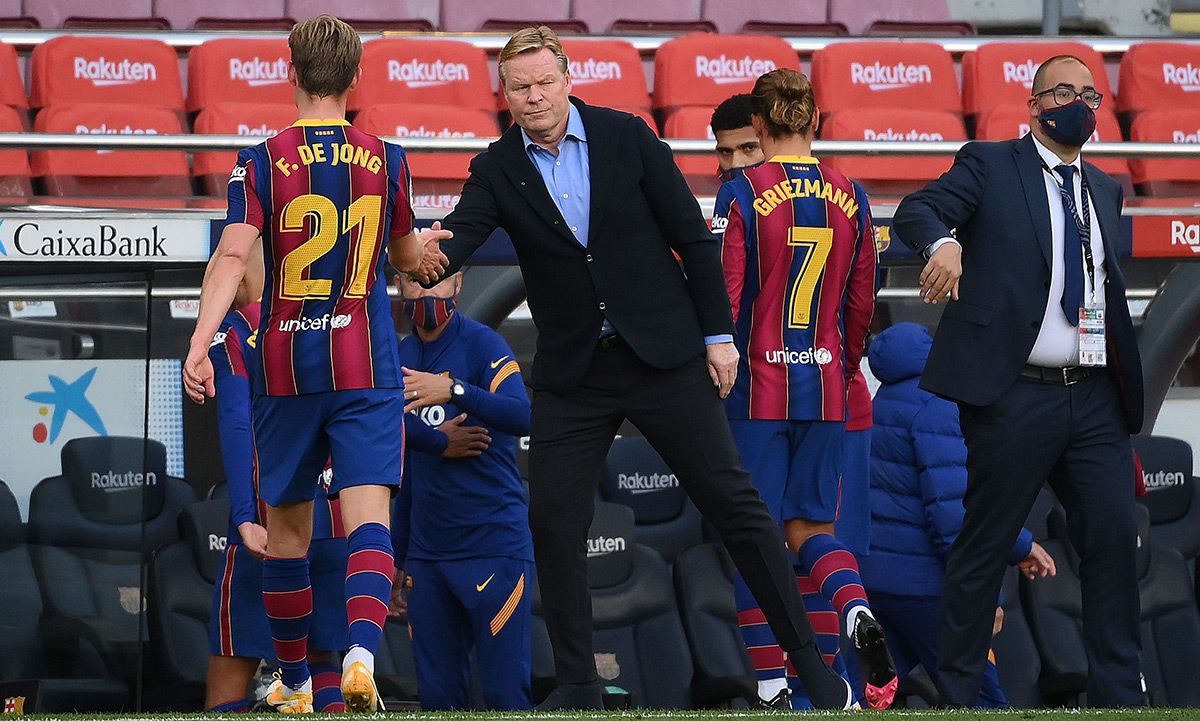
[730,419,845,524]
[407,556,533,710]
[209,539,350,658]
[834,429,871,556]
[253,389,404,507]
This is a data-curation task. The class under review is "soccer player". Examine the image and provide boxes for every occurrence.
[391,272,534,710]
[206,256,350,714]
[183,14,449,714]
[711,93,762,181]
[713,69,897,710]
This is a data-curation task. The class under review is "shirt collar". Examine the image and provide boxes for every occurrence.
[768,155,819,164]
[1030,133,1081,174]
[521,103,587,153]
[290,118,350,127]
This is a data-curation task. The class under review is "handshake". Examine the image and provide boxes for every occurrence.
[400,220,454,285]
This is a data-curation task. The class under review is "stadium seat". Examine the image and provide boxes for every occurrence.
[1132,435,1200,571]
[571,0,714,33]
[961,41,1112,123]
[672,542,756,707]
[193,102,298,196]
[1023,506,1200,707]
[560,39,648,112]
[30,36,184,111]
[598,436,702,564]
[441,0,584,33]
[1129,109,1200,197]
[0,104,32,197]
[992,567,1042,708]
[820,108,967,197]
[356,103,499,196]
[152,0,293,30]
[28,0,165,29]
[32,103,192,197]
[0,480,129,711]
[145,499,230,710]
[661,104,719,195]
[811,41,960,116]
[975,103,1132,194]
[653,33,799,115]
[702,0,833,35]
[349,38,493,114]
[186,38,292,112]
[0,41,26,113]
[530,502,694,708]
[287,0,436,31]
[26,437,196,685]
[829,0,974,35]
[1118,42,1200,120]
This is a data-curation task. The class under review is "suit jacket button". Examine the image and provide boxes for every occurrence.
[586,254,593,262]
[599,302,607,310]
[554,220,560,225]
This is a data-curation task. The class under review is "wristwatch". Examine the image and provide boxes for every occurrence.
[451,379,466,400]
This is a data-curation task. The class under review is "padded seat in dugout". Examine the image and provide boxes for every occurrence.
[145,499,230,710]
[1022,505,1200,707]
[821,108,967,197]
[193,102,298,196]
[652,33,799,116]
[661,105,720,196]
[599,436,702,564]
[671,542,756,707]
[1129,110,1200,198]
[27,437,197,684]
[530,502,694,708]
[961,42,1112,124]
[349,39,494,115]
[356,103,500,195]
[186,38,293,112]
[992,567,1042,708]
[30,35,184,111]
[811,41,961,117]
[1132,435,1200,572]
[1118,42,1200,119]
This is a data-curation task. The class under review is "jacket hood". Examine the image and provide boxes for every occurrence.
[868,322,933,384]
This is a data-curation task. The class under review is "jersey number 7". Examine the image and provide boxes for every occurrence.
[787,226,833,329]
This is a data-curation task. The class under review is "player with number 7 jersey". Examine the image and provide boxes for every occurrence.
[226,120,413,396]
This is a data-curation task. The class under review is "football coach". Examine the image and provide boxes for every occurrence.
[418,26,851,711]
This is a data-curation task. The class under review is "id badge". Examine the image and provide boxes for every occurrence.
[1078,303,1107,367]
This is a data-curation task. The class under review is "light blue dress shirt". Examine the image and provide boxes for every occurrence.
[520,105,731,346]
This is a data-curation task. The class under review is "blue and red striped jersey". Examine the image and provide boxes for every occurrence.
[714,155,877,422]
[225,118,414,396]
[208,301,344,540]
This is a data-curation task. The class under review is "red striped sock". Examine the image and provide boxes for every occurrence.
[262,556,312,690]
[345,522,394,656]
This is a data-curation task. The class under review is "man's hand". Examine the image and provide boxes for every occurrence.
[411,221,453,284]
[183,344,216,404]
[238,521,268,559]
[402,367,453,412]
[1019,541,1057,580]
[440,414,490,458]
[706,342,739,399]
[993,607,1005,637]
[919,242,962,305]
[388,569,409,619]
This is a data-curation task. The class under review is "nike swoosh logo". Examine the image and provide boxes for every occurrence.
[476,573,496,592]
[490,356,510,369]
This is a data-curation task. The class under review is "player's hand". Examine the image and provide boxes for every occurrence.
[993,607,1005,637]
[183,345,215,404]
[919,242,962,304]
[238,521,268,559]
[411,221,452,284]
[1019,541,1057,580]
[388,569,409,619]
[402,367,454,412]
[706,341,739,399]
[440,414,490,458]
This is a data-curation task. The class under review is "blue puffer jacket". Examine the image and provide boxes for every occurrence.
[860,322,1033,597]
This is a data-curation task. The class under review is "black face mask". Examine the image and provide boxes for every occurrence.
[1038,99,1097,149]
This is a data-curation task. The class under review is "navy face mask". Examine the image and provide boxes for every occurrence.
[402,296,456,331]
[1038,99,1097,149]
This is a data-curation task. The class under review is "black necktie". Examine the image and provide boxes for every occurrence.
[1054,164,1086,326]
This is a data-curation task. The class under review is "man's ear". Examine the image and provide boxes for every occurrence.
[287,62,298,88]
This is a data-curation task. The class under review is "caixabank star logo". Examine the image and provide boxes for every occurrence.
[24,367,108,444]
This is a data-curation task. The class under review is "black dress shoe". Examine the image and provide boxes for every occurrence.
[534,682,604,710]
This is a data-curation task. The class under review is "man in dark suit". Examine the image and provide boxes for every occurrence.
[414,26,852,710]
[893,55,1145,707]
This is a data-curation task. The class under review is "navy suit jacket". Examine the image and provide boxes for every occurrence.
[893,135,1144,434]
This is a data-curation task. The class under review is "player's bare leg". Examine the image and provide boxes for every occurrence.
[205,655,260,711]
[337,484,394,712]
[263,502,317,714]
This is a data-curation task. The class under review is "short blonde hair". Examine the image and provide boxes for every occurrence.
[498,26,569,85]
[289,14,362,97]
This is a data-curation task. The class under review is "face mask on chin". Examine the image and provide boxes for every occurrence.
[1038,99,1097,149]
[402,296,456,331]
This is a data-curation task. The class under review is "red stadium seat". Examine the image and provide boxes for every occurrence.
[662,105,719,195]
[572,0,714,33]
[961,41,1111,120]
[828,0,971,35]
[350,38,493,114]
[1129,110,1200,197]
[187,38,292,112]
[29,0,165,29]
[0,103,31,197]
[32,103,191,197]
[811,41,959,116]
[192,102,298,195]
[562,39,648,111]
[653,33,799,114]
[702,0,828,34]
[356,103,499,193]
[975,103,1131,194]
[152,0,292,30]
[30,36,183,110]
[441,0,583,33]
[0,41,27,111]
[1118,42,1200,118]
[287,0,436,31]
[820,108,966,197]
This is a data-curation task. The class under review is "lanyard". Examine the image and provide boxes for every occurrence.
[1043,162,1098,302]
